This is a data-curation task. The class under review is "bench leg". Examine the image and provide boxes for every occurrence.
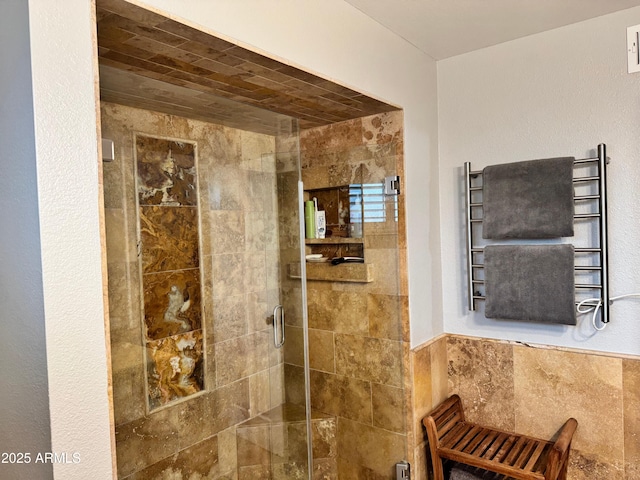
[432,455,445,480]
[558,457,569,480]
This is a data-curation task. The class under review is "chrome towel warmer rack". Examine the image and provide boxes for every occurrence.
[464,144,610,323]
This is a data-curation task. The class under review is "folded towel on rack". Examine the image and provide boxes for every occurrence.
[484,244,576,325]
[482,157,575,239]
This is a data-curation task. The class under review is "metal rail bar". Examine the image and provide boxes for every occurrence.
[598,144,610,323]
[465,162,476,311]
[470,213,603,221]
[465,264,602,272]
[574,156,599,164]
[573,176,599,183]
[472,296,605,307]
[471,247,601,254]
[471,157,598,176]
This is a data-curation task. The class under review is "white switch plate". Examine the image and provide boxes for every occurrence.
[628,25,640,73]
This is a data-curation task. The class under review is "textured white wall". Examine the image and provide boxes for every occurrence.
[0,1,53,478]
[28,0,115,478]
[438,7,640,355]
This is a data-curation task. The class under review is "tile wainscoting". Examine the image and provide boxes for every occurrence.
[411,334,640,480]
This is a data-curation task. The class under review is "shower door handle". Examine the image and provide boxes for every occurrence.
[272,305,285,348]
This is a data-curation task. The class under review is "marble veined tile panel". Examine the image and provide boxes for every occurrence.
[139,205,199,273]
[146,330,204,410]
[142,268,202,340]
[136,135,197,206]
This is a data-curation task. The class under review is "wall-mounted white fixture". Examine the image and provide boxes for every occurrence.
[627,25,640,73]
[102,138,115,162]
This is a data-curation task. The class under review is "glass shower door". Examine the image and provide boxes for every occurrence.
[231,118,313,480]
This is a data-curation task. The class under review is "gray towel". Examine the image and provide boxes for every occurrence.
[484,244,576,325]
[482,157,575,239]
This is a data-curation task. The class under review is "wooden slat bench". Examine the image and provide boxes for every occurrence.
[423,395,578,480]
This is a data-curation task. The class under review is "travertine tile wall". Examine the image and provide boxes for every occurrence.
[298,111,412,479]
[410,334,640,480]
[102,101,284,478]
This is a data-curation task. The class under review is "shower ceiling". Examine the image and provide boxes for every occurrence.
[96,0,398,134]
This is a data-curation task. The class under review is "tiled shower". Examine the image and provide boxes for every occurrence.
[101,96,408,479]
[97,1,409,478]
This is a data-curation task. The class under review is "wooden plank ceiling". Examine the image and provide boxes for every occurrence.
[96,0,398,134]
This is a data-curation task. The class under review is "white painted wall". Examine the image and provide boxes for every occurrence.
[20,0,439,478]
[438,7,640,355]
[27,0,115,478]
[0,1,53,478]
